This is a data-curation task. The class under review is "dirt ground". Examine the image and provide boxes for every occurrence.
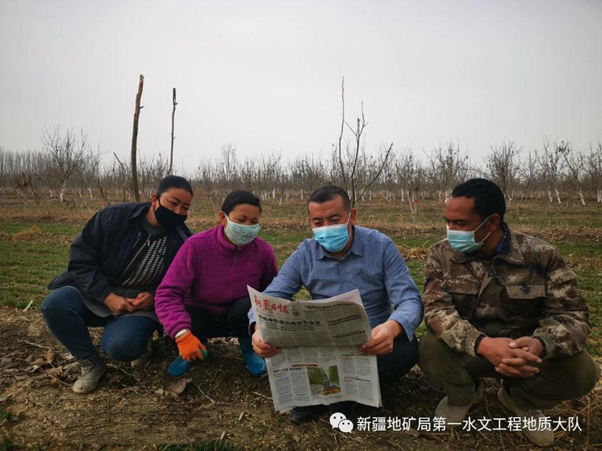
[1,307,601,451]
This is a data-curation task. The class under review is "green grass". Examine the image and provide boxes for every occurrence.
[0,239,68,308]
[1,197,601,356]
[0,434,18,451]
[0,410,17,422]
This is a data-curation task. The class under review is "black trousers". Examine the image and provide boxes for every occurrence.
[186,296,251,340]
[377,333,419,383]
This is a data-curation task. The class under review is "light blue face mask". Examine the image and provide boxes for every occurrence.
[225,215,260,246]
[446,216,492,253]
[312,216,351,253]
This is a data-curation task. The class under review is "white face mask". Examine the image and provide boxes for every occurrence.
[224,215,260,246]
[446,216,492,253]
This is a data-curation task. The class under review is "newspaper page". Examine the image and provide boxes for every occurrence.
[248,286,382,413]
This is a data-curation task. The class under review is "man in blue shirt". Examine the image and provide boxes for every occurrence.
[250,186,423,422]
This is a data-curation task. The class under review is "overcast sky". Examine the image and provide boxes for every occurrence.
[1,0,601,167]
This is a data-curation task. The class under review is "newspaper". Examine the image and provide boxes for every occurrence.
[248,286,382,413]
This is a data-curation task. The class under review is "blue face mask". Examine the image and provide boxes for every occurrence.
[312,216,351,253]
[224,215,260,246]
[446,216,492,253]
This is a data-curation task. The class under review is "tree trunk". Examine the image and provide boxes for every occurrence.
[131,74,144,202]
[168,87,177,175]
[578,188,586,206]
[408,190,418,224]
[59,181,66,203]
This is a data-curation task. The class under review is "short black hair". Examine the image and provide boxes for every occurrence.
[308,186,351,212]
[157,175,194,197]
[451,178,506,222]
[221,190,262,215]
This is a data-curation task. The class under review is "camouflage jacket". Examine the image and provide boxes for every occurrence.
[423,226,591,359]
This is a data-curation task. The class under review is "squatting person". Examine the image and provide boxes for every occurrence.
[42,175,194,394]
[250,186,423,423]
[155,190,278,378]
[419,178,600,447]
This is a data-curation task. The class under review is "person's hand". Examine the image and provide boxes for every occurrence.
[508,336,544,357]
[477,337,542,378]
[132,292,154,311]
[496,336,544,377]
[103,293,136,313]
[360,320,402,356]
[175,331,208,361]
[251,324,280,358]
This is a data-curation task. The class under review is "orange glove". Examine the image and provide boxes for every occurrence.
[175,331,208,361]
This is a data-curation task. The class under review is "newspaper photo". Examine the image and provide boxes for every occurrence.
[248,286,382,413]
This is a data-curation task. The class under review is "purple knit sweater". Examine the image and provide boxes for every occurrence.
[155,224,278,338]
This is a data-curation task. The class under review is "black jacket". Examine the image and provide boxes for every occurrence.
[48,202,192,303]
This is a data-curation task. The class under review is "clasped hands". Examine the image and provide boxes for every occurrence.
[103,292,154,313]
[252,320,402,358]
[477,336,544,378]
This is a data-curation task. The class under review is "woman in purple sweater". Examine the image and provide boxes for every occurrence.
[155,190,278,377]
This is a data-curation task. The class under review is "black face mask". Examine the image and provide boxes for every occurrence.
[154,200,187,230]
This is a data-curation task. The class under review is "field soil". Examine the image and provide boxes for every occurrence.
[1,305,601,451]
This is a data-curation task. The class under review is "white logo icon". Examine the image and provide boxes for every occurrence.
[330,412,354,433]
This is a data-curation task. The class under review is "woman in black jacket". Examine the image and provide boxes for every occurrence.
[42,175,193,394]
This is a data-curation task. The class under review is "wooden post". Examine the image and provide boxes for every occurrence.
[131,74,144,201]
[169,87,177,175]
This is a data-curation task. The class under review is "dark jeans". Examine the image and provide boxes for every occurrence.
[377,333,419,382]
[419,331,600,410]
[187,296,252,340]
[42,286,159,365]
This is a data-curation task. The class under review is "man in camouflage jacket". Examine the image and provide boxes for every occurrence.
[419,178,599,447]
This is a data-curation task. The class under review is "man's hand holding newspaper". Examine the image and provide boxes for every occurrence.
[248,286,382,413]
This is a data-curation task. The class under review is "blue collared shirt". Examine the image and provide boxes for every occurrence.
[248,226,423,341]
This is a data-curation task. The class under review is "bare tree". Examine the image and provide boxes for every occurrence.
[239,158,257,192]
[257,151,283,200]
[395,148,425,223]
[426,143,469,202]
[484,141,521,201]
[168,87,177,175]
[139,153,169,199]
[130,74,144,201]
[584,141,602,202]
[518,150,540,201]
[42,126,88,202]
[113,152,131,202]
[290,154,330,197]
[74,144,102,200]
[12,151,45,203]
[2,147,14,189]
[333,78,393,206]
[97,162,111,206]
[556,141,586,205]
[538,139,565,204]
[216,143,239,190]
[357,143,393,203]
[195,160,216,198]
